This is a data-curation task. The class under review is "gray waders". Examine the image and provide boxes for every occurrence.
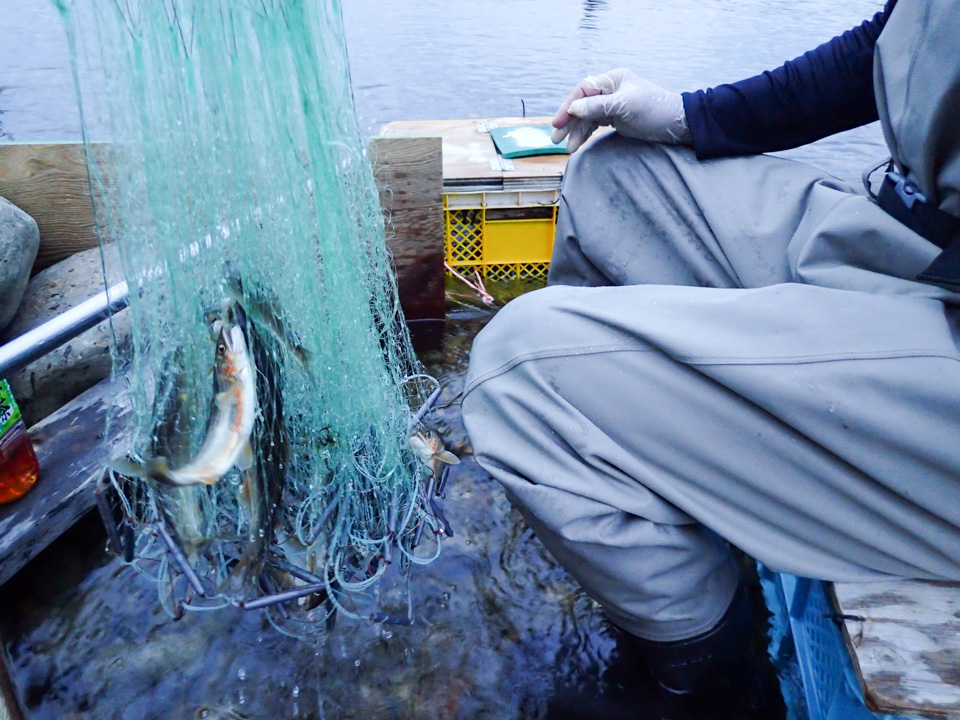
[462,0,960,647]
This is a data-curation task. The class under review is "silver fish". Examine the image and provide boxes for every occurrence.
[112,319,257,486]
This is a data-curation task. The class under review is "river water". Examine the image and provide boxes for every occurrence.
[1,1,888,718]
[3,0,887,181]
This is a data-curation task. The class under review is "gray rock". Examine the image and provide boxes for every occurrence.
[0,196,41,333]
[0,244,131,426]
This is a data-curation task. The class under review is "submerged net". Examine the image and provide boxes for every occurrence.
[58,0,446,638]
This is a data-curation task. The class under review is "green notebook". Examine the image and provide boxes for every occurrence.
[489,125,569,158]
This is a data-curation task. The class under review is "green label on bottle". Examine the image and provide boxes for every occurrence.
[0,380,22,437]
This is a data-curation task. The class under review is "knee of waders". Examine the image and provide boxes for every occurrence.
[559,133,661,197]
[618,582,754,695]
[463,290,560,469]
[560,133,622,203]
[464,287,566,393]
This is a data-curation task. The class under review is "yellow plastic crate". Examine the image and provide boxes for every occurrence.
[444,189,559,280]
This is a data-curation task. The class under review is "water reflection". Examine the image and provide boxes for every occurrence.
[580,0,607,31]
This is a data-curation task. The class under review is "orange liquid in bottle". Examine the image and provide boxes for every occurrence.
[0,425,39,504]
[0,379,40,505]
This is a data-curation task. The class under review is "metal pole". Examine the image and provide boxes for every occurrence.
[411,386,443,426]
[240,582,328,610]
[155,522,207,598]
[0,281,129,378]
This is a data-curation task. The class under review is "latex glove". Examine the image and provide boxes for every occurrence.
[551,68,690,152]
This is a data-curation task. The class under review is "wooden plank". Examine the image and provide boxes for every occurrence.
[0,142,100,272]
[370,136,445,321]
[379,116,602,188]
[0,642,24,720]
[0,375,131,588]
[0,140,441,317]
[832,579,960,719]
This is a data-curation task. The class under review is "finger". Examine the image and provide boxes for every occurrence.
[566,119,599,153]
[582,68,628,94]
[566,122,586,153]
[551,123,571,145]
[555,68,629,128]
[552,84,602,129]
[568,93,617,122]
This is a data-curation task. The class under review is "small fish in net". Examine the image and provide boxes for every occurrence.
[59,0,453,639]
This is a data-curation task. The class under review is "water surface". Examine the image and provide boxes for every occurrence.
[2,0,889,181]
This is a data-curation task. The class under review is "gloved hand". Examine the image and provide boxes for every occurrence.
[551,68,691,152]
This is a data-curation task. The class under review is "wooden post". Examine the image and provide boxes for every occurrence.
[370,136,445,321]
[0,142,100,272]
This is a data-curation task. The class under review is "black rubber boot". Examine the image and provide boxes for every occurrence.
[617,582,753,694]
[546,584,785,719]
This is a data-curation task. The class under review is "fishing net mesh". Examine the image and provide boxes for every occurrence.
[57,0,442,637]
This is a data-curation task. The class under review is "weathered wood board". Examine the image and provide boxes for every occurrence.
[370,136,445,320]
[0,139,444,317]
[832,579,960,718]
[379,116,602,190]
[0,376,131,588]
[0,142,100,271]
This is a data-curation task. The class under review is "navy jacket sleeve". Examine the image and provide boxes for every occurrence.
[682,0,896,159]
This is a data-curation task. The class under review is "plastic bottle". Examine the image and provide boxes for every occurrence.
[0,379,39,504]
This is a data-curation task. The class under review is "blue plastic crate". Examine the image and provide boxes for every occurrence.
[760,567,923,720]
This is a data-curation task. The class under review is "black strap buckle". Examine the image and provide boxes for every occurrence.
[875,170,960,291]
[876,171,959,250]
[917,242,960,292]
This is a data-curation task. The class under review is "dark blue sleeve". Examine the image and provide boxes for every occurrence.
[682,0,896,159]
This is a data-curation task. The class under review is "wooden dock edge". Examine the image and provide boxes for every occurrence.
[0,376,131,588]
[830,579,960,719]
[0,375,131,718]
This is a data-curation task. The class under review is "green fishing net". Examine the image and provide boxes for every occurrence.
[57,0,445,637]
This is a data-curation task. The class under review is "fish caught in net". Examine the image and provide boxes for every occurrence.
[56,0,454,639]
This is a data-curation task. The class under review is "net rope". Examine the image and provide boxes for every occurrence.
[57,0,443,638]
